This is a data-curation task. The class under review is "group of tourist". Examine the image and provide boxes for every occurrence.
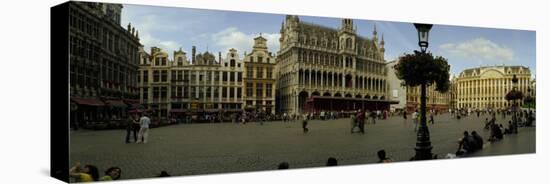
[125,112,151,144]
[69,162,171,182]
[69,162,121,182]
[456,131,484,155]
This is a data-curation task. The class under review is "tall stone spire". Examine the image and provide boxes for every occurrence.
[373,24,378,36]
[373,23,378,42]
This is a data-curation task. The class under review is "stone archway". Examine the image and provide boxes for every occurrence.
[311,91,321,96]
[298,91,309,113]
[345,74,353,88]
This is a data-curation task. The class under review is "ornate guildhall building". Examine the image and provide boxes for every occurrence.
[138,46,244,119]
[276,15,396,114]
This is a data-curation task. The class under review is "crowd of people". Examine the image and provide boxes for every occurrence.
[453,108,535,157]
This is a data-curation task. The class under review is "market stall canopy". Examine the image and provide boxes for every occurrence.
[71,97,105,106]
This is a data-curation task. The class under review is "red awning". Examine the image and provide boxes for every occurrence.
[123,99,141,105]
[128,109,153,113]
[105,100,127,108]
[224,109,243,112]
[170,109,187,113]
[71,97,105,106]
[204,109,220,113]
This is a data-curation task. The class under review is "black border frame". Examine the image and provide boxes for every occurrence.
[51,2,70,183]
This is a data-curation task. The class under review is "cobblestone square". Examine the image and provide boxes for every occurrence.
[69,113,535,180]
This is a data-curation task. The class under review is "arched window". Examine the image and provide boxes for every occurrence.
[346,38,353,49]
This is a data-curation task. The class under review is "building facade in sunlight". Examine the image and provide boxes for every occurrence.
[138,46,244,119]
[406,85,452,113]
[276,15,394,115]
[454,65,533,110]
[243,36,277,114]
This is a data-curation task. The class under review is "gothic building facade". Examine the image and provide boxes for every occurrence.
[276,15,394,115]
[69,2,141,127]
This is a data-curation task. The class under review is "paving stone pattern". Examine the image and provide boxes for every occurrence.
[69,113,535,180]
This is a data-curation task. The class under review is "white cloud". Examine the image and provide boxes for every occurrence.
[439,37,515,64]
[210,27,280,55]
[122,13,187,58]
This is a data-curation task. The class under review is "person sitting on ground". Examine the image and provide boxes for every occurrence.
[489,123,503,142]
[471,131,483,151]
[377,149,393,163]
[69,162,99,182]
[278,162,289,169]
[504,121,513,134]
[157,171,170,177]
[484,118,491,130]
[457,131,475,155]
[100,167,121,181]
[326,157,338,166]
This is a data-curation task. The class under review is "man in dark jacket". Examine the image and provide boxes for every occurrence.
[471,131,483,151]
[125,114,138,143]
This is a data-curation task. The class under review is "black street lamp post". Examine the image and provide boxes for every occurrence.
[413,23,434,160]
[511,75,519,133]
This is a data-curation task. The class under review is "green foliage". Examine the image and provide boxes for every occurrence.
[505,90,524,101]
[394,51,451,93]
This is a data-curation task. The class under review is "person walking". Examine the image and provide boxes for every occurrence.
[350,114,357,133]
[370,111,377,124]
[429,112,435,125]
[302,113,309,133]
[358,110,366,134]
[412,110,419,132]
[136,112,151,144]
[125,114,139,143]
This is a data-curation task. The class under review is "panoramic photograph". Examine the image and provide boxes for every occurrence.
[66,1,536,182]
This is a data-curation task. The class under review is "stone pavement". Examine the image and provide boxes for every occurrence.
[69,113,535,180]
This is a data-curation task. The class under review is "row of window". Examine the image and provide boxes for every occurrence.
[245,83,273,97]
[248,56,271,63]
[296,50,385,75]
[140,70,245,83]
[143,86,244,100]
[245,67,274,79]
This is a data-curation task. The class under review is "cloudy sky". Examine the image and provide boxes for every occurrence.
[121,4,536,77]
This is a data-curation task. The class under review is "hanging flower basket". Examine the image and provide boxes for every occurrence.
[505,90,524,101]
